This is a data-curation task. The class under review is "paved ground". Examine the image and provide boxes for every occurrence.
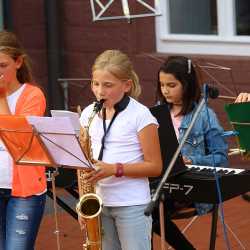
[36,189,250,250]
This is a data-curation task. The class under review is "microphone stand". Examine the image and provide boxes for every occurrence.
[145,85,215,215]
[145,84,219,250]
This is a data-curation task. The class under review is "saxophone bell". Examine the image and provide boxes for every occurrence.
[76,193,102,219]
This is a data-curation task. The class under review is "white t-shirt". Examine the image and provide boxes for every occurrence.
[80,97,158,206]
[0,84,26,188]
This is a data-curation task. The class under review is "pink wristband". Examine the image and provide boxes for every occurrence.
[115,163,124,177]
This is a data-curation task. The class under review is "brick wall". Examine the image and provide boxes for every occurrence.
[60,0,156,109]
[10,0,48,93]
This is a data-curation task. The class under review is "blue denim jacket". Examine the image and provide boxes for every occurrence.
[178,105,228,215]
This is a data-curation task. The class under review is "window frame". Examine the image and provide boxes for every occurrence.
[155,0,250,56]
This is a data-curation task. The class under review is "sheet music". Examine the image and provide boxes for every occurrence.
[50,110,80,136]
[27,116,92,169]
[225,102,250,155]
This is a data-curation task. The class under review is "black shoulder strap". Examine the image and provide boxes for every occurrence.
[149,104,185,185]
[98,95,130,160]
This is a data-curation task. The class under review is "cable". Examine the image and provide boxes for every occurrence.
[203,84,231,250]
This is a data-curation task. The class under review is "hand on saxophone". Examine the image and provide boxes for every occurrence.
[84,161,116,183]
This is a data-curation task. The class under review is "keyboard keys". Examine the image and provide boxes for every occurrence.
[186,164,245,175]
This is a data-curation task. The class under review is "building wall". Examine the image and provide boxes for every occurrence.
[60,0,157,109]
[9,0,250,167]
[10,0,48,94]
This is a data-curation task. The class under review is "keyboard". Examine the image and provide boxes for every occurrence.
[162,165,250,204]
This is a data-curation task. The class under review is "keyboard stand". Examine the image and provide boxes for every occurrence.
[174,204,218,250]
[177,203,246,250]
[242,192,250,202]
[209,204,218,250]
[209,204,246,250]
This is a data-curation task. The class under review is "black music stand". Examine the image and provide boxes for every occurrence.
[0,115,93,250]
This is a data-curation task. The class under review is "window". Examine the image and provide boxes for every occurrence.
[168,0,217,35]
[0,0,3,30]
[155,0,250,56]
[235,0,250,35]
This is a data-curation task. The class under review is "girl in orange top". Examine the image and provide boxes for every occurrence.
[0,31,46,250]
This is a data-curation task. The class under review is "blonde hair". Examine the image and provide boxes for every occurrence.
[0,30,32,83]
[92,50,141,99]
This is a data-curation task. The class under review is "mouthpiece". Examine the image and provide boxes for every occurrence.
[93,99,105,113]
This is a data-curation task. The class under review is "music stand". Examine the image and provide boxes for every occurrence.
[0,115,93,250]
[225,102,250,159]
[225,102,250,204]
[0,115,55,166]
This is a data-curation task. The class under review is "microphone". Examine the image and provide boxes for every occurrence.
[206,85,219,99]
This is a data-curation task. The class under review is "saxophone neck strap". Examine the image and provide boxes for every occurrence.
[98,95,130,161]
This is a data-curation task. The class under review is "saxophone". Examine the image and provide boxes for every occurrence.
[76,99,104,250]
